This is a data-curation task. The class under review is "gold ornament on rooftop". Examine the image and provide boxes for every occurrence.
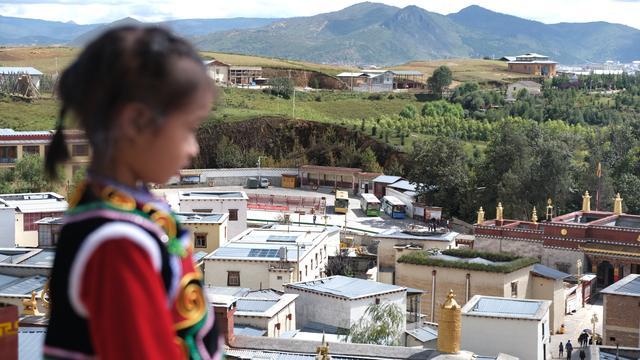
[546,198,553,221]
[496,202,504,221]
[315,333,331,360]
[437,290,461,354]
[531,207,538,224]
[22,291,42,316]
[613,193,623,215]
[582,191,591,212]
[476,207,485,225]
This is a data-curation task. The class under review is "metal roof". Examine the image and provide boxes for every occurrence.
[0,275,47,295]
[376,230,458,242]
[406,326,438,343]
[0,192,68,213]
[601,274,640,297]
[462,296,550,320]
[531,264,570,280]
[19,328,47,360]
[0,67,43,75]
[179,191,248,200]
[237,298,280,313]
[234,326,267,337]
[0,129,51,136]
[372,175,402,184]
[286,276,405,300]
[381,195,404,206]
[19,250,55,266]
[175,212,227,224]
[387,180,416,192]
[390,70,423,76]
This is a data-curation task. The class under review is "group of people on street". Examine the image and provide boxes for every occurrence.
[558,336,589,359]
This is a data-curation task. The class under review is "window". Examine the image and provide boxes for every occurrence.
[229,209,238,221]
[315,253,318,266]
[311,260,314,269]
[22,146,40,156]
[71,144,89,157]
[193,209,212,213]
[277,276,282,280]
[305,265,308,277]
[0,146,17,163]
[375,298,380,305]
[194,233,207,248]
[227,271,240,286]
[510,281,518,298]
[556,263,570,274]
[542,322,545,339]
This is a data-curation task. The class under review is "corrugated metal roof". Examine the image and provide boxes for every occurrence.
[471,297,542,317]
[372,175,402,184]
[286,276,404,299]
[176,212,226,224]
[390,70,423,76]
[234,326,267,337]
[406,326,438,342]
[0,273,18,287]
[0,67,43,75]
[387,180,416,192]
[237,298,279,313]
[19,328,47,360]
[0,129,51,136]
[531,264,570,280]
[601,274,640,297]
[20,250,55,266]
[0,275,47,295]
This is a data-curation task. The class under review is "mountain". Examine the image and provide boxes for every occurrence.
[0,15,98,45]
[194,2,640,65]
[0,15,280,46]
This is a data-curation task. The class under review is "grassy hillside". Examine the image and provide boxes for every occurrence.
[392,59,536,85]
[0,46,78,74]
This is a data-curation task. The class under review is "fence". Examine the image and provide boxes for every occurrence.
[247,193,325,213]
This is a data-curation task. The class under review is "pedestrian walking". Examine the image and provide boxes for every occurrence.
[579,349,586,360]
[313,214,317,224]
[566,340,573,360]
[558,342,564,358]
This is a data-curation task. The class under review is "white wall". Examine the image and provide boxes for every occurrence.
[461,311,549,360]
[179,198,247,238]
[0,207,15,247]
[285,287,406,331]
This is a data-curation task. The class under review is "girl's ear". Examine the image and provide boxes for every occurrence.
[117,103,155,141]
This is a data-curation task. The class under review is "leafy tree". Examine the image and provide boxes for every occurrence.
[267,77,294,99]
[399,104,417,119]
[349,303,404,346]
[360,147,383,173]
[324,253,353,277]
[215,136,244,168]
[12,154,51,193]
[407,137,472,218]
[427,66,452,99]
[384,157,404,176]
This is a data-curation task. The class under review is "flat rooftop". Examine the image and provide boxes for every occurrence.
[285,276,405,300]
[601,274,640,297]
[175,212,227,224]
[0,274,47,295]
[178,191,248,200]
[205,286,297,318]
[0,192,68,213]
[0,248,54,266]
[462,295,551,321]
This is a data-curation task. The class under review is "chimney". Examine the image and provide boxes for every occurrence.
[0,303,19,360]
[213,299,237,346]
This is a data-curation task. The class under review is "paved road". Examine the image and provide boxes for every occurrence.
[548,295,603,360]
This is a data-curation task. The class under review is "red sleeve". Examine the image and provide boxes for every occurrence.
[80,239,185,360]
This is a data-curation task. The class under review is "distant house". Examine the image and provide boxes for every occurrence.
[601,274,640,347]
[0,193,68,247]
[0,67,43,90]
[336,71,394,92]
[507,53,557,78]
[499,56,516,62]
[229,66,263,86]
[506,80,542,101]
[203,59,230,85]
[178,191,248,238]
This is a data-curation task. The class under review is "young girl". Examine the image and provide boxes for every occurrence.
[43,26,221,359]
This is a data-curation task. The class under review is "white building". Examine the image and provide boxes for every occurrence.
[506,80,542,101]
[0,193,68,248]
[461,295,551,360]
[206,287,298,338]
[202,225,340,291]
[178,191,248,238]
[284,276,406,334]
[0,67,43,90]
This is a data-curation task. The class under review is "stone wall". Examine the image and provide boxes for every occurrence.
[603,294,640,347]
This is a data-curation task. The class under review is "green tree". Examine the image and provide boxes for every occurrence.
[267,77,294,99]
[407,137,472,218]
[215,136,244,168]
[349,303,404,346]
[399,104,417,119]
[324,253,353,277]
[360,147,383,173]
[427,66,453,99]
[12,154,51,193]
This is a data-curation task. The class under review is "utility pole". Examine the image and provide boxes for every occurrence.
[257,156,261,183]
[292,87,296,119]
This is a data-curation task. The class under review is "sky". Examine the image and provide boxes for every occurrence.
[1,0,640,30]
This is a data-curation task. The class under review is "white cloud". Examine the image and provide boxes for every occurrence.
[0,0,639,29]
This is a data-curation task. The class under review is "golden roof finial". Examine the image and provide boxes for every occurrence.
[315,332,330,359]
[546,198,553,221]
[496,202,504,221]
[437,290,461,354]
[476,207,485,225]
[613,193,623,215]
[531,207,538,224]
[582,191,591,212]
[22,291,42,316]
